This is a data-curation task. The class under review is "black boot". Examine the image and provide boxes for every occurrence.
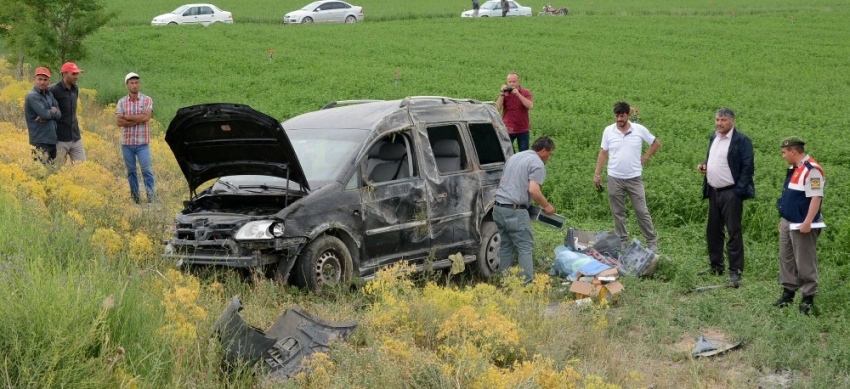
[799,295,814,315]
[773,288,795,307]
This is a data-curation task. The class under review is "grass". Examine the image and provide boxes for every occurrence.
[2,0,850,387]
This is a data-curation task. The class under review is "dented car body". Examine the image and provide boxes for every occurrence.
[164,97,513,290]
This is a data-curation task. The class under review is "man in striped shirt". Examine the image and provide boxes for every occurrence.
[116,72,155,203]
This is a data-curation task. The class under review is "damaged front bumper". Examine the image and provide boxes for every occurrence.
[163,236,307,267]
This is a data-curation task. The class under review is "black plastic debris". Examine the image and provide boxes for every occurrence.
[213,295,358,382]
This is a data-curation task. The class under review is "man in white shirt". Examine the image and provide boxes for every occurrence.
[594,101,660,251]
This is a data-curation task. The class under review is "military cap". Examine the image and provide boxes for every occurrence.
[781,136,805,148]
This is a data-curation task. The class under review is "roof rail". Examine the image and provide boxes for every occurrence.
[320,100,384,110]
[399,96,482,108]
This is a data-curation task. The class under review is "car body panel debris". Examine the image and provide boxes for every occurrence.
[212,295,357,381]
[691,335,744,357]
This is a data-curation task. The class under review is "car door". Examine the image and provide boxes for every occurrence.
[196,6,215,25]
[181,6,199,24]
[359,133,430,271]
[508,1,519,15]
[420,124,480,260]
[314,2,334,22]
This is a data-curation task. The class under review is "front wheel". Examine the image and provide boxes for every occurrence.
[345,15,356,23]
[475,221,501,280]
[294,235,353,291]
[302,17,313,23]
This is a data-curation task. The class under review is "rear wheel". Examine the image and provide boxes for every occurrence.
[475,221,501,280]
[345,15,356,23]
[302,17,313,23]
[294,235,353,291]
[168,22,178,25]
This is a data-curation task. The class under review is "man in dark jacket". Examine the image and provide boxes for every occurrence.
[24,67,61,163]
[697,108,754,286]
[48,62,86,164]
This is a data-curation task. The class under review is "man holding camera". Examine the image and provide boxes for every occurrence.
[495,72,533,152]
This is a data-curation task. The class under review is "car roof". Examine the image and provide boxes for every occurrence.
[281,97,493,133]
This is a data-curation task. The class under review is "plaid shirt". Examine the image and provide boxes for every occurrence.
[116,93,153,145]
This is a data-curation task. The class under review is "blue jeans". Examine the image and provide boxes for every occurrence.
[122,144,155,203]
[509,131,529,152]
[493,205,535,284]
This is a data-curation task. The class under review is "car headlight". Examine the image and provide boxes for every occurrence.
[234,220,284,240]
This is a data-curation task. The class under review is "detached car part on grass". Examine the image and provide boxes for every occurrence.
[213,295,357,382]
[163,98,515,290]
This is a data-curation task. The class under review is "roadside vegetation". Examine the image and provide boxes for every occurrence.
[1,0,850,387]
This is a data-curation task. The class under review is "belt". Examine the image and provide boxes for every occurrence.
[496,202,527,210]
[712,185,735,192]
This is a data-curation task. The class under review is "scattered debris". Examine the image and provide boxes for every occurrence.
[213,295,358,382]
[757,369,795,389]
[691,335,744,357]
[568,262,624,303]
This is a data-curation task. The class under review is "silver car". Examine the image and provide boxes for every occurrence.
[461,0,532,17]
[284,0,364,24]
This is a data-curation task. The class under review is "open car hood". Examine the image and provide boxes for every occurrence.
[166,104,309,193]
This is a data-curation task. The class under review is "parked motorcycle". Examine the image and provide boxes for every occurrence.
[538,3,568,16]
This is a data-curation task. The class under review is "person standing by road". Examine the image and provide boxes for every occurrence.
[116,72,156,204]
[594,101,660,250]
[774,136,824,315]
[501,0,509,16]
[495,72,533,152]
[494,135,555,285]
[24,67,61,163]
[697,108,755,286]
[48,62,86,163]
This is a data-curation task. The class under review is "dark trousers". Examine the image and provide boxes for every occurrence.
[706,186,744,273]
[509,131,529,152]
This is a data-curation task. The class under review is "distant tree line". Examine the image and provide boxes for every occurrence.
[0,0,115,78]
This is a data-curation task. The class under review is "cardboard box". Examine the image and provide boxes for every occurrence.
[569,280,624,303]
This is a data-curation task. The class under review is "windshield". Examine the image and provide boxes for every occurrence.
[171,5,190,14]
[286,128,369,189]
[301,1,323,10]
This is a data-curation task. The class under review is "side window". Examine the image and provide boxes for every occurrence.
[200,7,213,15]
[510,1,518,9]
[468,123,506,166]
[365,134,418,184]
[184,7,197,16]
[427,125,468,174]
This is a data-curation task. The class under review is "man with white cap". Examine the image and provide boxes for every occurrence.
[116,72,155,203]
[25,66,61,163]
[48,62,86,163]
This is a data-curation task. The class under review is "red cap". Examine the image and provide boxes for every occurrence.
[60,62,83,73]
[35,67,51,77]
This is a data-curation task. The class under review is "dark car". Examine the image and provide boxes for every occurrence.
[163,97,514,290]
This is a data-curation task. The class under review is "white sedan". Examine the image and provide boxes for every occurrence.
[284,0,364,24]
[151,4,233,26]
[461,0,532,17]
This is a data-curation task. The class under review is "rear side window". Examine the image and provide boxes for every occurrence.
[427,125,468,174]
[468,123,506,165]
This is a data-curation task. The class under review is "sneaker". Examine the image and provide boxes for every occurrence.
[773,288,795,307]
[648,243,659,252]
[698,267,724,276]
[726,271,741,287]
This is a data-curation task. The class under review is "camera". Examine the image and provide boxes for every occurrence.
[502,87,513,93]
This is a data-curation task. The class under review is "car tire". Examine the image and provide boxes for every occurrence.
[294,235,353,291]
[168,22,178,25]
[475,221,501,280]
[302,17,313,23]
[345,15,356,23]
